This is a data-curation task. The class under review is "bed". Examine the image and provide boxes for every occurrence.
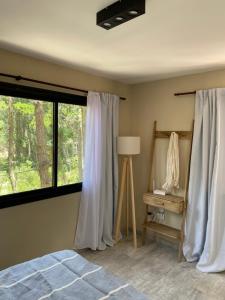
[0,250,148,299]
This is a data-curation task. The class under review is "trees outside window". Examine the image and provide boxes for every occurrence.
[0,84,86,204]
[58,103,86,186]
[0,96,52,195]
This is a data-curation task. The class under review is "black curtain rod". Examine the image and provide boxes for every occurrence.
[0,72,126,101]
[174,91,196,96]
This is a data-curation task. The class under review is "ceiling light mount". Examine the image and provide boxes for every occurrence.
[97,0,145,30]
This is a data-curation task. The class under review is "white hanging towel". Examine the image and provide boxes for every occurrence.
[162,132,179,192]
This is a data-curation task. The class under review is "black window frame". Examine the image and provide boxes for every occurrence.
[0,81,87,209]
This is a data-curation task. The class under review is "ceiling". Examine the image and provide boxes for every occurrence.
[1,0,225,84]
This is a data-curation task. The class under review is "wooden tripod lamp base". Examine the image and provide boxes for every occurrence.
[114,137,141,249]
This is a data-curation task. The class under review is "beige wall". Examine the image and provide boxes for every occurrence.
[130,69,225,231]
[0,193,80,269]
[0,49,131,269]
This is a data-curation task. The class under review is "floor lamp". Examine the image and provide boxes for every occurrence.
[114,136,141,248]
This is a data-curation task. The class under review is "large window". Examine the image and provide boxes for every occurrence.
[0,82,86,208]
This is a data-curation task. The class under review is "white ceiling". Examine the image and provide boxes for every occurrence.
[1,0,225,84]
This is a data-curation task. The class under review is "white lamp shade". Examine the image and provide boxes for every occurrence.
[117,136,141,155]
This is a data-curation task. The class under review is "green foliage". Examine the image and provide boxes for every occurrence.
[0,100,7,110]
[58,103,86,185]
[0,96,86,196]
[14,100,35,114]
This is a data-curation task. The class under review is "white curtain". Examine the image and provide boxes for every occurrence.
[74,91,119,250]
[183,89,225,273]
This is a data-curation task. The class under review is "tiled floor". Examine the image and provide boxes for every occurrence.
[81,239,225,300]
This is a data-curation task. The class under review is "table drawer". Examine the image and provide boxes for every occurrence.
[143,193,184,214]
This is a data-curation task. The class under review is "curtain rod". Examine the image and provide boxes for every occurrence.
[174,91,196,96]
[0,72,126,101]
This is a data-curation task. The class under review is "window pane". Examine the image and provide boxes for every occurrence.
[0,96,53,195]
[58,103,86,186]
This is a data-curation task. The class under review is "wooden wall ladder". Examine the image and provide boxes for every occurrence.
[142,121,194,261]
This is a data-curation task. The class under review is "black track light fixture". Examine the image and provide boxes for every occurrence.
[97,0,146,30]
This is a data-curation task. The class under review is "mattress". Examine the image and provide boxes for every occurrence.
[0,250,149,300]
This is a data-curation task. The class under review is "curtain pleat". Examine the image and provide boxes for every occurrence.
[184,89,225,272]
[74,91,119,250]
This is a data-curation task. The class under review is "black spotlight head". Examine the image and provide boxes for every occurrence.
[97,0,146,30]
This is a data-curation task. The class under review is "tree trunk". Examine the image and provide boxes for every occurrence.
[8,97,17,192]
[35,101,51,187]
[58,128,68,185]
[15,111,22,161]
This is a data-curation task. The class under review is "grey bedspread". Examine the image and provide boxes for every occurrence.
[0,250,149,299]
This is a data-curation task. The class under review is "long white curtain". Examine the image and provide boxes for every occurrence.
[183,89,225,273]
[75,91,119,250]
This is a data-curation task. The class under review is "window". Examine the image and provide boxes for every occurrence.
[0,82,86,208]
[58,103,86,186]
